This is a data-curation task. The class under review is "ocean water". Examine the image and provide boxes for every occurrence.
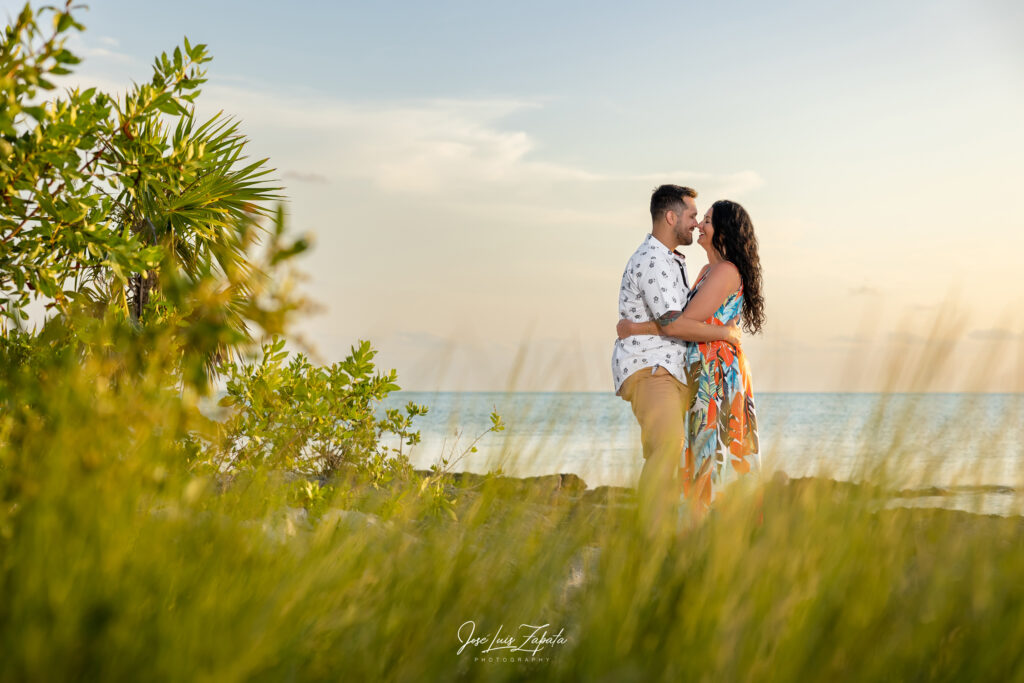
[380,392,1024,515]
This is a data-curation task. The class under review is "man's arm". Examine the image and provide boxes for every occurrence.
[620,253,741,345]
[653,265,743,344]
[617,311,741,345]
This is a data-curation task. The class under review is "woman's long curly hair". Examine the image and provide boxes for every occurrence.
[710,200,765,334]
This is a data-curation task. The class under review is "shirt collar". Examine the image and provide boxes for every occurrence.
[645,233,686,261]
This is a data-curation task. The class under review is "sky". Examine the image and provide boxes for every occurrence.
[6,0,1024,391]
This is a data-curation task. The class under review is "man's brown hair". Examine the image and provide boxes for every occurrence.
[650,184,698,222]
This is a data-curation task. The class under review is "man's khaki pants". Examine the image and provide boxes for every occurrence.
[619,366,692,535]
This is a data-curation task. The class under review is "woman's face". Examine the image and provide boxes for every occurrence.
[696,207,714,250]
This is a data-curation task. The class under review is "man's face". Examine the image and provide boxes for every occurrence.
[671,197,699,246]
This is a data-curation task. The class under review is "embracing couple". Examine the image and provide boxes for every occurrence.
[612,185,763,533]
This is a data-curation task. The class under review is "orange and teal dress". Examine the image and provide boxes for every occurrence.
[682,271,760,511]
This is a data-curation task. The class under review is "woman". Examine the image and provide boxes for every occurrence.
[617,200,763,514]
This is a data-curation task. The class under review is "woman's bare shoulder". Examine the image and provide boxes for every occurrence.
[708,261,741,285]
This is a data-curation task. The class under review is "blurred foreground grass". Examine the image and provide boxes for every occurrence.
[3,362,1024,682]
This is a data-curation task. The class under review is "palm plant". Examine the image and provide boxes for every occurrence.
[1,1,305,377]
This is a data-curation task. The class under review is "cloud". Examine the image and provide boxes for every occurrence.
[63,34,139,66]
[50,37,144,97]
[193,83,763,201]
[80,46,136,63]
[47,64,762,224]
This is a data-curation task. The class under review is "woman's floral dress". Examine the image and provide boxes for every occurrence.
[681,270,760,511]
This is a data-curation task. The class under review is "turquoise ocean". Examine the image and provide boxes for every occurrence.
[380,392,1024,515]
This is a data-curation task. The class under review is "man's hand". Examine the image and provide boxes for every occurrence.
[723,320,742,348]
[617,318,635,340]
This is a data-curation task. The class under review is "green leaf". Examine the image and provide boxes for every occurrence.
[155,97,184,116]
[23,106,46,121]
[56,12,74,33]
[53,49,80,65]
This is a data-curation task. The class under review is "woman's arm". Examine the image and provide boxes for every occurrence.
[616,263,743,344]
[617,316,739,344]
[655,263,741,339]
[644,263,742,344]
[677,262,741,323]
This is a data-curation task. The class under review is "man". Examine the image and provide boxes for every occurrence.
[612,185,741,535]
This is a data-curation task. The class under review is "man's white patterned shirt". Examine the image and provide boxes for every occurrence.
[611,233,691,394]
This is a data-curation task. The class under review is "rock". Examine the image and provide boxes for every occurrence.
[560,545,603,604]
[415,469,590,502]
[416,469,586,493]
[318,508,421,546]
[498,473,587,497]
[895,486,951,498]
[579,486,636,506]
[557,473,588,494]
[780,475,885,499]
[243,506,311,544]
[961,484,1016,495]
[319,507,383,531]
[451,471,491,487]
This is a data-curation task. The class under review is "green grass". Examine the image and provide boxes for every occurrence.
[5,426,1024,681]
[3,337,1024,681]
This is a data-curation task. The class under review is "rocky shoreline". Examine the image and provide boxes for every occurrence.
[412,469,637,506]
[412,468,1019,509]
[227,467,1024,551]
[246,468,1023,611]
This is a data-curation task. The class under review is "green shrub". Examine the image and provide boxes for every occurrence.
[213,337,428,482]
